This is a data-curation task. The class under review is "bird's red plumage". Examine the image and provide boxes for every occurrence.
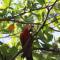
[20,24,33,60]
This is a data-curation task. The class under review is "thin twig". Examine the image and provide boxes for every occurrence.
[33,47,60,52]
[49,27,60,32]
[33,0,58,36]
[9,49,23,60]
[0,32,19,38]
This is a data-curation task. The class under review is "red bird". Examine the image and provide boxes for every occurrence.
[20,24,33,60]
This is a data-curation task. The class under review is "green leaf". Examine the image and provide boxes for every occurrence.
[9,46,18,55]
[45,33,53,42]
[33,52,44,60]
[37,0,45,5]
[33,40,41,48]
[0,0,10,9]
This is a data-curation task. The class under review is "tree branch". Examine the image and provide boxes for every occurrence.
[9,47,60,60]
[49,27,60,32]
[33,47,60,53]
[33,0,58,36]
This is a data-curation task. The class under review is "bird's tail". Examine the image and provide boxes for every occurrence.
[26,54,33,60]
